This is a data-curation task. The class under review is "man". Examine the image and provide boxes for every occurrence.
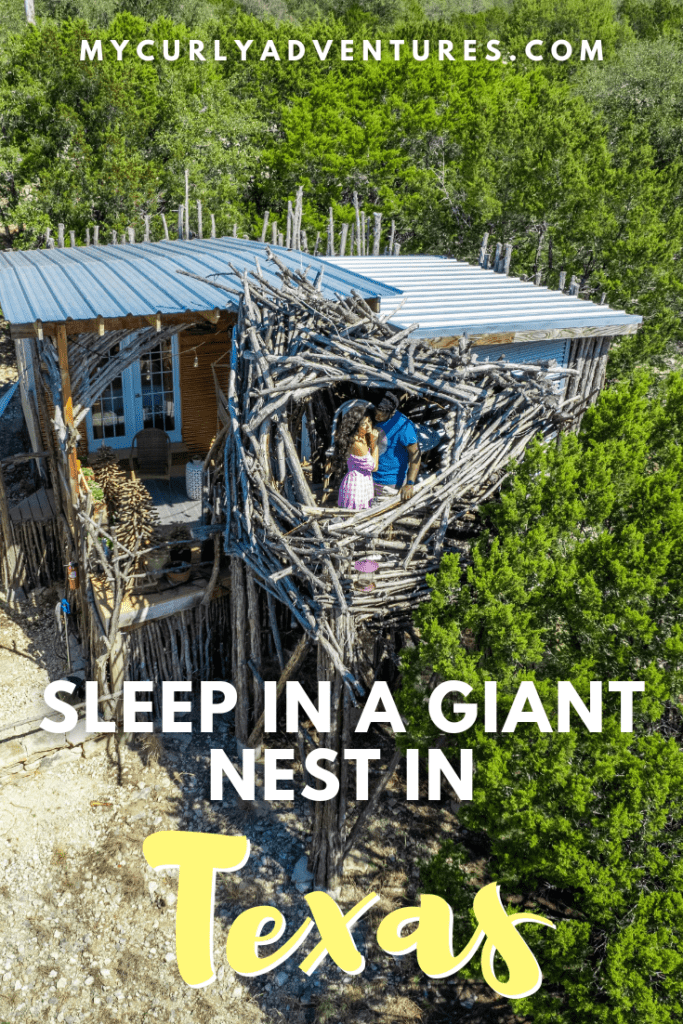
[372,392,421,503]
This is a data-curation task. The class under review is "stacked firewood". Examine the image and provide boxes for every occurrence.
[88,446,160,578]
[115,479,160,556]
[90,446,127,514]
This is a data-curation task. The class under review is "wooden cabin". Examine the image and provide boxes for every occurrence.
[0,236,641,713]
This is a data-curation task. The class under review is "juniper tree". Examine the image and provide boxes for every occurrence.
[399,372,683,1024]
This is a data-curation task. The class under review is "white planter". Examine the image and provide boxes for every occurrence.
[185,458,203,500]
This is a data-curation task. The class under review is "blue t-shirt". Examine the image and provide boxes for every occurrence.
[373,411,418,487]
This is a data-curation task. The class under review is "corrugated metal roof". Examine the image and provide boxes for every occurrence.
[0,238,401,327]
[322,255,642,338]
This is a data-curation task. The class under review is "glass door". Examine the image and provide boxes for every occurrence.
[130,335,183,443]
[86,334,182,450]
[85,343,137,450]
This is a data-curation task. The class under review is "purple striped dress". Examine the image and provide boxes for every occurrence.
[338,453,375,510]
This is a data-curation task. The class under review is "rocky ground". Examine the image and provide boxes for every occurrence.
[0,600,505,1024]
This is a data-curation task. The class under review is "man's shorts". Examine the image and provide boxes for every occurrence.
[372,482,399,506]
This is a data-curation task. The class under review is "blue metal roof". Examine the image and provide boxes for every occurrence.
[0,237,401,326]
[323,255,642,338]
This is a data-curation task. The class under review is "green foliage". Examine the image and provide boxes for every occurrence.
[0,0,681,369]
[619,0,683,40]
[577,38,683,166]
[398,374,683,1022]
[0,15,264,240]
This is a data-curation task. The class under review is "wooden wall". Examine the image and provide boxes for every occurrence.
[178,330,232,456]
[564,336,610,430]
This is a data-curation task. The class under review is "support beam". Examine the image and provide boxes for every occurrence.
[55,324,80,512]
[0,461,19,592]
[246,634,309,749]
[10,310,237,340]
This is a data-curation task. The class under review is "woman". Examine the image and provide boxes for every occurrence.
[333,405,378,510]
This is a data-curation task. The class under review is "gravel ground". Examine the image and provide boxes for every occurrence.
[0,609,456,1024]
[0,598,65,726]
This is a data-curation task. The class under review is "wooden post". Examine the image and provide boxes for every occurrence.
[85,227,91,246]
[0,462,20,595]
[161,213,169,240]
[93,225,99,245]
[69,230,76,248]
[246,634,309,749]
[293,187,303,250]
[353,192,361,256]
[233,223,238,238]
[246,570,263,723]
[144,214,151,242]
[559,270,566,292]
[286,201,293,249]
[231,557,249,743]
[111,229,118,244]
[479,232,489,267]
[177,206,183,240]
[210,213,216,238]
[503,243,512,275]
[372,212,382,255]
[55,324,80,513]
[127,226,135,244]
[57,224,64,248]
[24,0,35,24]
[184,169,190,240]
[493,241,502,272]
[339,223,349,256]
[197,201,203,239]
[388,219,396,256]
[327,207,335,256]
[310,612,347,894]
[260,211,270,244]
[271,220,277,246]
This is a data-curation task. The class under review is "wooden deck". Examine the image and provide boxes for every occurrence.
[143,478,201,528]
[9,487,56,524]
[92,569,230,630]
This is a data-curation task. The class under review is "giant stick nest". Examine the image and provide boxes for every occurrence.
[191,252,582,690]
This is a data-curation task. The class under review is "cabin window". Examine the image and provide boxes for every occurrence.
[140,338,176,433]
[91,344,128,441]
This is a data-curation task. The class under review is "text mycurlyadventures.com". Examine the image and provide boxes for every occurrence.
[80,38,603,63]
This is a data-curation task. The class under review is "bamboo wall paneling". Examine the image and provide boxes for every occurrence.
[179,332,231,454]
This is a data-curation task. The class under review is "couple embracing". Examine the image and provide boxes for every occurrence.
[333,392,421,510]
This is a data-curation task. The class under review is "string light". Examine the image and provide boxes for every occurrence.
[190,337,213,368]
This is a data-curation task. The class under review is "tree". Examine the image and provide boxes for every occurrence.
[398,373,683,1022]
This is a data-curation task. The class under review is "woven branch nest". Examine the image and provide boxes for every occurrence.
[198,251,582,690]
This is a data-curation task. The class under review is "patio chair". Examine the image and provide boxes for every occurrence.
[129,428,172,482]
